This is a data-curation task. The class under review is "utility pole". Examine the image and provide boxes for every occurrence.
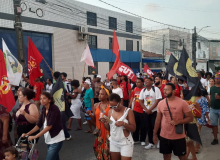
[13,0,26,73]
[192,26,197,69]
[162,35,165,69]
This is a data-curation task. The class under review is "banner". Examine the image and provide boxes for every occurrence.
[116,62,136,82]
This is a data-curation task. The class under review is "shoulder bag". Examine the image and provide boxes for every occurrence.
[166,98,183,134]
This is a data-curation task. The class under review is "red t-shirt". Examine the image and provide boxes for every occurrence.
[174,85,182,98]
[120,82,131,100]
[160,84,166,98]
[33,82,44,101]
[131,87,145,113]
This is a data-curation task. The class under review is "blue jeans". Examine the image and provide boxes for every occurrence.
[63,123,70,138]
[46,141,63,160]
[210,108,220,126]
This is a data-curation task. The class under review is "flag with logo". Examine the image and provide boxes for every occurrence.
[0,49,15,112]
[176,47,199,87]
[2,39,23,86]
[50,75,73,123]
[80,44,95,68]
[107,31,121,79]
[143,63,154,76]
[183,81,202,146]
[116,62,137,82]
[28,37,43,86]
[164,54,186,81]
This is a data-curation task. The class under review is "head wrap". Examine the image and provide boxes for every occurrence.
[84,80,91,87]
[101,85,110,96]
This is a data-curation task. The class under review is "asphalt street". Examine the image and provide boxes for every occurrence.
[11,112,220,160]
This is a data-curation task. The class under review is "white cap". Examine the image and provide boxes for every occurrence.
[84,80,91,86]
[97,75,101,78]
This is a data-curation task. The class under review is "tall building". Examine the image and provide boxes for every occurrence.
[0,0,142,80]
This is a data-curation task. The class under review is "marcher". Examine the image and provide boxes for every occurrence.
[94,75,104,104]
[101,93,136,160]
[120,75,132,107]
[22,92,65,160]
[46,79,53,93]
[112,79,123,105]
[197,71,207,89]
[0,105,13,160]
[15,88,39,144]
[67,80,82,131]
[33,77,44,110]
[153,83,193,160]
[209,74,220,145]
[170,77,184,99]
[105,79,111,90]
[3,147,18,160]
[128,78,146,145]
[86,86,111,160]
[139,78,162,149]
[84,80,95,133]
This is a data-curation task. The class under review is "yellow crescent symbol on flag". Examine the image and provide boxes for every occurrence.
[186,58,198,77]
[173,62,183,76]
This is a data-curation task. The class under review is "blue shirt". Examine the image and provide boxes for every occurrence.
[84,88,94,108]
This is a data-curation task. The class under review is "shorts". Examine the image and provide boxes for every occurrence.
[209,108,220,126]
[160,136,186,157]
[85,107,92,120]
[110,141,134,157]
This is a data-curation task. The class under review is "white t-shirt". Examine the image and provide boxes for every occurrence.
[46,84,53,93]
[139,86,162,112]
[112,87,123,99]
[200,78,207,88]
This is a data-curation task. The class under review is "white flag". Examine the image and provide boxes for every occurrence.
[209,68,214,75]
[2,39,23,86]
[80,44,95,68]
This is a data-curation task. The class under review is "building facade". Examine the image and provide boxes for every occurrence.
[142,28,192,71]
[0,0,142,80]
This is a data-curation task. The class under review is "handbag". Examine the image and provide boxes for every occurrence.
[166,98,183,134]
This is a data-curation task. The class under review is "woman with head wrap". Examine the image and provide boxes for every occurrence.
[86,85,111,159]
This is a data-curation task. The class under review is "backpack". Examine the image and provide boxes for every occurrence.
[143,86,155,93]
[8,114,12,132]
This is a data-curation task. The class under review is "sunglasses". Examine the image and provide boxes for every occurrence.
[110,103,119,109]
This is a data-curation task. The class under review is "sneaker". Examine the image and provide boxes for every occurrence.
[157,141,160,149]
[144,143,155,149]
[83,121,87,125]
[211,139,218,145]
[141,142,146,146]
[66,135,72,141]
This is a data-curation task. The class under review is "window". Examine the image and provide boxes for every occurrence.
[109,17,117,30]
[87,12,97,26]
[109,37,113,49]
[88,35,97,49]
[170,40,178,49]
[142,63,162,68]
[88,62,98,75]
[126,40,133,51]
[126,21,133,33]
[137,41,139,51]
[198,42,201,49]
[109,62,114,70]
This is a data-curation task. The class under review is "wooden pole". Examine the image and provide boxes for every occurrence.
[42,57,52,71]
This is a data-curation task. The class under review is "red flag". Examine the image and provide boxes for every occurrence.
[0,50,15,112]
[107,31,121,79]
[116,62,137,82]
[143,63,154,76]
[28,37,43,86]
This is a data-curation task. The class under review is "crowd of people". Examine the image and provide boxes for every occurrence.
[0,69,219,160]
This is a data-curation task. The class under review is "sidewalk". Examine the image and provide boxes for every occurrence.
[132,126,220,160]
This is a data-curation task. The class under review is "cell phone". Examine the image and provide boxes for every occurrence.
[103,115,113,124]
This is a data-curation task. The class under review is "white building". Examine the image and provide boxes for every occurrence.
[0,0,142,81]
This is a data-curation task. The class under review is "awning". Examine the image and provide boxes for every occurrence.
[142,59,164,63]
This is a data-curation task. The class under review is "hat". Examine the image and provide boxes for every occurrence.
[84,80,91,86]
[92,71,95,74]
[97,75,101,78]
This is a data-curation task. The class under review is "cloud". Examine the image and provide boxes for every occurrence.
[145,3,162,13]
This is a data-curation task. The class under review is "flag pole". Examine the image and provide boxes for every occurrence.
[83,62,86,79]
[42,57,52,71]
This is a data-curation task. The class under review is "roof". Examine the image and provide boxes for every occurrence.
[142,50,162,58]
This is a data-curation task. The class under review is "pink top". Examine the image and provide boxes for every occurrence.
[157,97,191,140]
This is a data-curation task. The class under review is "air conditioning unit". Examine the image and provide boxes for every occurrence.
[79,26,88,34]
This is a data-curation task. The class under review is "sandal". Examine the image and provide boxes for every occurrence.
[75,128,82,131]
[85,130,92,133]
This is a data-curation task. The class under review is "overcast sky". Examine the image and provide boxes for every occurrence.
[76,0,220,39]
